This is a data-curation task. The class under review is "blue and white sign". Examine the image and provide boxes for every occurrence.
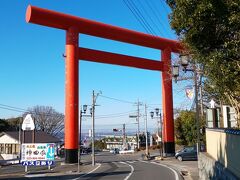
[22,161,54,166]
[21,143,55,166]
[46,143,55,160]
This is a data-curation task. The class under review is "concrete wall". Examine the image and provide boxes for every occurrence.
[203,128,240,178]
[198,153,238,180]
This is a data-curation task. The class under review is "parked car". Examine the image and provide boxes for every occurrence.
[175,146,197,161]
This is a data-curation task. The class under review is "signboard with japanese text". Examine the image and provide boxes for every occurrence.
[21,143,55,165]
[21,160,54,166]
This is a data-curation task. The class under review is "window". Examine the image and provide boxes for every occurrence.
[12,144,19,154]
[5,144,12,154]
[0,144,4,154]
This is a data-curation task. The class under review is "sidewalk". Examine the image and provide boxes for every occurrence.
[140,149,198,180]
[151,156,199,180]
[0,160,98,179]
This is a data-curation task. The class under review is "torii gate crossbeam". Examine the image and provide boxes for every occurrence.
[26,5,184,163]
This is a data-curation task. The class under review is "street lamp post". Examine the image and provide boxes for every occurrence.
[150,108,164,157]
[144,104,149,158]
[78,104,92,172]
[129,115,139,150]
[172,55,200,154]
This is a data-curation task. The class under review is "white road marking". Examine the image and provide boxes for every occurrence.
[120,161,134,180]
[139,160,150,163]
[126,161,136,164]
[139,160,179,180]
[151,161,180,180]
[25,174,47,178]
[72,163,101,180]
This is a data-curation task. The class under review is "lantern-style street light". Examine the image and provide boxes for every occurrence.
[78,104,92,172]
[150,108,164,157]
[172,55,201,155]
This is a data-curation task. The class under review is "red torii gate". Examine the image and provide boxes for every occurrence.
[26,5,183,163]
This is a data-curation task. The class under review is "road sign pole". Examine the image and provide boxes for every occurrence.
[25,165,27,173]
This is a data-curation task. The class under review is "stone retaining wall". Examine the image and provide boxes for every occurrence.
[198,153,238,180]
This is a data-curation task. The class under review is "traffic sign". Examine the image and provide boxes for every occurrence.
[46,143,55,160]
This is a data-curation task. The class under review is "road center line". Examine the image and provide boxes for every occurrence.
[120,161,134,180]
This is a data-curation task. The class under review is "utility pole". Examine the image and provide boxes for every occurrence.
[137,100,140,149]
[160,113,164,157]
[92,90,95,166]
[78,109,82,173]
[18,117,22,163]
[144,104,149,156]
[122,123,126,149]
[91,90,101,166]
[199,75,204,117]
[194,65,200,155]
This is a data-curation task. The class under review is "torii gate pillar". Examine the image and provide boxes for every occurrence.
[65,27,79,162]
[162,48,175,155]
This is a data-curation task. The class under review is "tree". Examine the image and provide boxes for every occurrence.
[0,119,11,132]
[26,106,64,137]
[5,117,22,131]
[167,0,240,127]
[0,117,22,132]
[90,140,107,150]
[175,110,205,146]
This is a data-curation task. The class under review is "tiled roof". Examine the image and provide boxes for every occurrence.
[0,131,61,143]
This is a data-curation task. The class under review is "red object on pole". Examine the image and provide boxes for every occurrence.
[65,27,79,163]
[162,48,175,155]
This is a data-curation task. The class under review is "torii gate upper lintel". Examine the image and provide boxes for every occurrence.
[26,5,184,163]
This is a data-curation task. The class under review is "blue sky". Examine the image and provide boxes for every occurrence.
[0,0,194,133]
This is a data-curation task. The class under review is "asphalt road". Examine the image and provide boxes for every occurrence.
[0,152,182,180]
[78,151,182,180]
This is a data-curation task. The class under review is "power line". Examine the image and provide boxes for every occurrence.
[145,0,173,38]
[0,103,28,112]
[0,106,25,113]
[0,103,64,118]
[122,0,157,36]
[128,0,158,36]
[84,108,138,119]
[137,0,164,36]
[96,114,130,119]
[159,0,170,15]
[97,110,137,117]
[99,94,135,104]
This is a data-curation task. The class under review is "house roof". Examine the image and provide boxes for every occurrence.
[0,131,61,143]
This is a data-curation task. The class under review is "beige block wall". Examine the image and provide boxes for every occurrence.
[206,129,240,177]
